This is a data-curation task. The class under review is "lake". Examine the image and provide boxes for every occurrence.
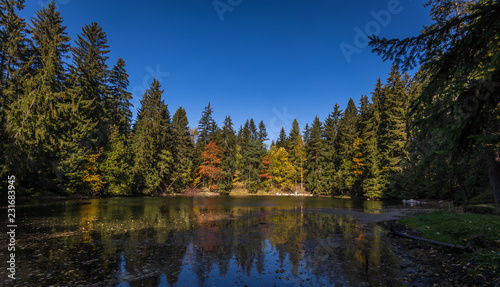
[1,196,416,286]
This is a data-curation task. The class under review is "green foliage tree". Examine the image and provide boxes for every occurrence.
[170,107,194,192]
[305,116,324,194]
[370,0,500,201]
[70,22,110,127]
[131,79,173,194]
[321,104,342,194]
[0,0,31,181]
[108,58,133,134]
[5,1,70,190]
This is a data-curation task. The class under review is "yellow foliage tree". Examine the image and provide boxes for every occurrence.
[81,148,107,193]
[269,146,295,190]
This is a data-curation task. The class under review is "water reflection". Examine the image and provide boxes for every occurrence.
[1,197,405,286]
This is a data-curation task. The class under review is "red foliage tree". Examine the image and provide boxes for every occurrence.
[199,141,225,189]
[259,155,272,180]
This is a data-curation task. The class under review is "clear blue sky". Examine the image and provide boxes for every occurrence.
[21,0,430,141]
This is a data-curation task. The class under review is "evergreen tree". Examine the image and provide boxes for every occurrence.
[276,127,287,148]
[131,79,173,194]
[321,104,342,194]
[240,118,263,192]
[5,1,70,190]
[377,66,409,196]
[287,119,305,192]
[287,119,300,151]
[370,0,500,202]
[102,126,133,194]
[336,98,358,194]
[361,81,384,199]
[108,58,133,134]
[220,116,238,189]
[70,22,110,133]
[257,120,268,144]
[170,107,194,192]
[305,116,324,193]
[0,0,31,180]
[197,102,216,147]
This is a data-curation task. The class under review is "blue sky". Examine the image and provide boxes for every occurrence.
[21,0,431,141]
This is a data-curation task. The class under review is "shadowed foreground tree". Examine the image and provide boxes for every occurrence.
[370,0,500,202]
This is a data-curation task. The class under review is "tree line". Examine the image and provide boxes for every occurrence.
[1,0,498,202]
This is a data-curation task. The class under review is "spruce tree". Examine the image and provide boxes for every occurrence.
[5,1,70,190]
[221,115,238,189]
[102,126,133,194]
[197,102,216,147]
[370,0,500,202]
[257,120,268,145]
[108,58,133,134]
[336,98,358,194]
[287,119,305,192]
[305,116,324,193]
[276,127,287,148]
[361,81,384,199]
[70,22,110,132]
[132,79,173,194]
[170,107,194,192]
[321,104,342,194]
[0,0,31,180]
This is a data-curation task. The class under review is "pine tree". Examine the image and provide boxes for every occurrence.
[240,118,263,192]
[220,115,238,190]
[305,116,324,194]
[102,126,133,194]
[5,1,70,190]
[257,120,268,145]
[336,98,358,194]
[70,22,110,132]
[377,65,409,197]
[321,104,342,194]
[361,81,384,199]
[370,0,500,202]
[0,0,31,181]
[287,119,300,151]
[287,119,305,192]
[132,79,173,194]
[197,102,216,147]
[170,107,194,192]
[276,127,287,148]
[108,58,133,134]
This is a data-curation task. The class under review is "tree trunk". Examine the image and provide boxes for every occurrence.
[389,230,471,251]
[455,173,469,202]
[487,151,500,203]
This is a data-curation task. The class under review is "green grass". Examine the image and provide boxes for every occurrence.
[400,211,500,267]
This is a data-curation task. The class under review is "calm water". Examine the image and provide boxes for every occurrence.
[1,196,411,286]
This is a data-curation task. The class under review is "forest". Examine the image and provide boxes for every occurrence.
[1,0,499,202]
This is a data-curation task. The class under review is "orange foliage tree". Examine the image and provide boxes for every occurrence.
[199,141,225,191]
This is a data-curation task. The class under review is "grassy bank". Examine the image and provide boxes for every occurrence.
[400,210,500,268]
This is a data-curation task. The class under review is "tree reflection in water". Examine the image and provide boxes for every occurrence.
[2,197,405,286]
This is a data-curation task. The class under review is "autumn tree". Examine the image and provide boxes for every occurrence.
[199,140,225,192]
